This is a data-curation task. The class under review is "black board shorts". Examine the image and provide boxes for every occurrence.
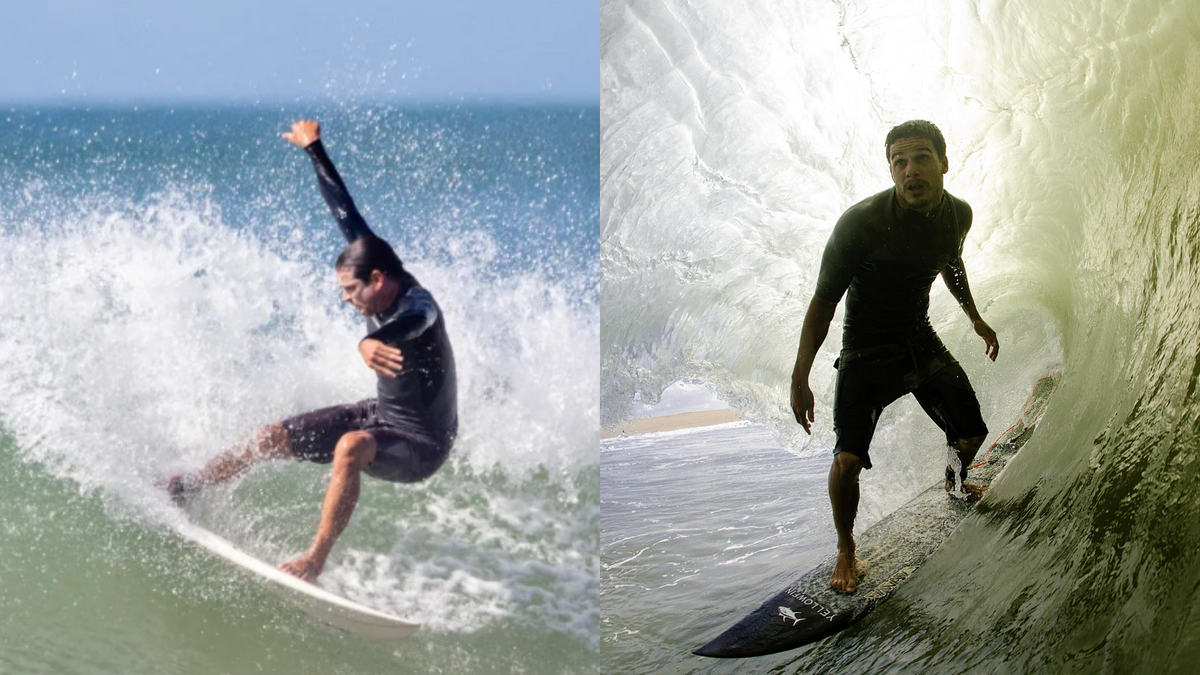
[831,334,987,469]
[280,399,450,483]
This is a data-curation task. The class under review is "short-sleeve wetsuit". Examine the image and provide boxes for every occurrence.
[815,188,987,469]
[281,140,458,483]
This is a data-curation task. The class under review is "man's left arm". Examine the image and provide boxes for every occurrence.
[941,259,999,361]
[364,287,439,345]
[357,288,439,378]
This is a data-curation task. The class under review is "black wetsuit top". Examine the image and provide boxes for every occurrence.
[304,140,458,446]
[814,188,972,350]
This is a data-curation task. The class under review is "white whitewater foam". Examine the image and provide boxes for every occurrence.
[0,193,598,643]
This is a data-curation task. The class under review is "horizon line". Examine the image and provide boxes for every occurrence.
[0,93,600,110]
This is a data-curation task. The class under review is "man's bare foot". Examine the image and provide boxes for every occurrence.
[945,479,988,502]
[830,549,858,593]
[279,553,324,583]
[163,474,200,507]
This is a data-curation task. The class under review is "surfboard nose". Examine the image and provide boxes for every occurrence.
[692,580,860,658]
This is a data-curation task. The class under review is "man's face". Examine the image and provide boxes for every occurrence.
[888,137,949,213]
[337,267,383,315]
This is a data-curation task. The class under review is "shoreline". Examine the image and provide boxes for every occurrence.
[600,409,744,439]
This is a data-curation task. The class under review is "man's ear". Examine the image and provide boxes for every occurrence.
[370,269,386,288]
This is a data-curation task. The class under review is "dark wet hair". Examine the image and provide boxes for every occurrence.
[335,236,412,286]
[885,120,946,160]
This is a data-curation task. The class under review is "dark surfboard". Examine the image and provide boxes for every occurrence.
[694,375,1058,658]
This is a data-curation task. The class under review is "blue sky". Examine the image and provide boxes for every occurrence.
[0,1,598,104]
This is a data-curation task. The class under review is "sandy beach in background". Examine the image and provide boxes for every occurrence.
[600,409,744,439]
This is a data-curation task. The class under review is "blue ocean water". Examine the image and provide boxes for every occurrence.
[1,104,597,284]
[0,103,598,674]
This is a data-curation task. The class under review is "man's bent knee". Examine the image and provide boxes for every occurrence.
[954,434,986,453]
[333,431,377,470]
[255,424,293,459]
[831,451,864,480]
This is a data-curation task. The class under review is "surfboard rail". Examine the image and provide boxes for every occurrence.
[173,520,421,641]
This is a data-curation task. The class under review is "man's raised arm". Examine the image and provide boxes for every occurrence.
[282,119,376,243]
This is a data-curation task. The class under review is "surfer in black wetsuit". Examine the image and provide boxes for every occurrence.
[168,120,457,583]
[789,120,998,594]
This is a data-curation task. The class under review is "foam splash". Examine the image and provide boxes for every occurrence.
[0,193,598,642]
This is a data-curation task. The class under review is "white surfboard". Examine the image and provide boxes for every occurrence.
[173,520,420,641]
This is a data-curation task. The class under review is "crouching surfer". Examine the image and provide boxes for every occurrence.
[168,119,457,583]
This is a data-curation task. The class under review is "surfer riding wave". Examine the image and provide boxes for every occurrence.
[168,119,457,583]
[789,120,999,594]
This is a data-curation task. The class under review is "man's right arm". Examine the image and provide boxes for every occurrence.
[790,294,838,434]
[792,203,864,434]
[283,119,376,243]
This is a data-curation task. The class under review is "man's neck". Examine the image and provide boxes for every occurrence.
[373,280,403,315]
[894,189,945,216]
